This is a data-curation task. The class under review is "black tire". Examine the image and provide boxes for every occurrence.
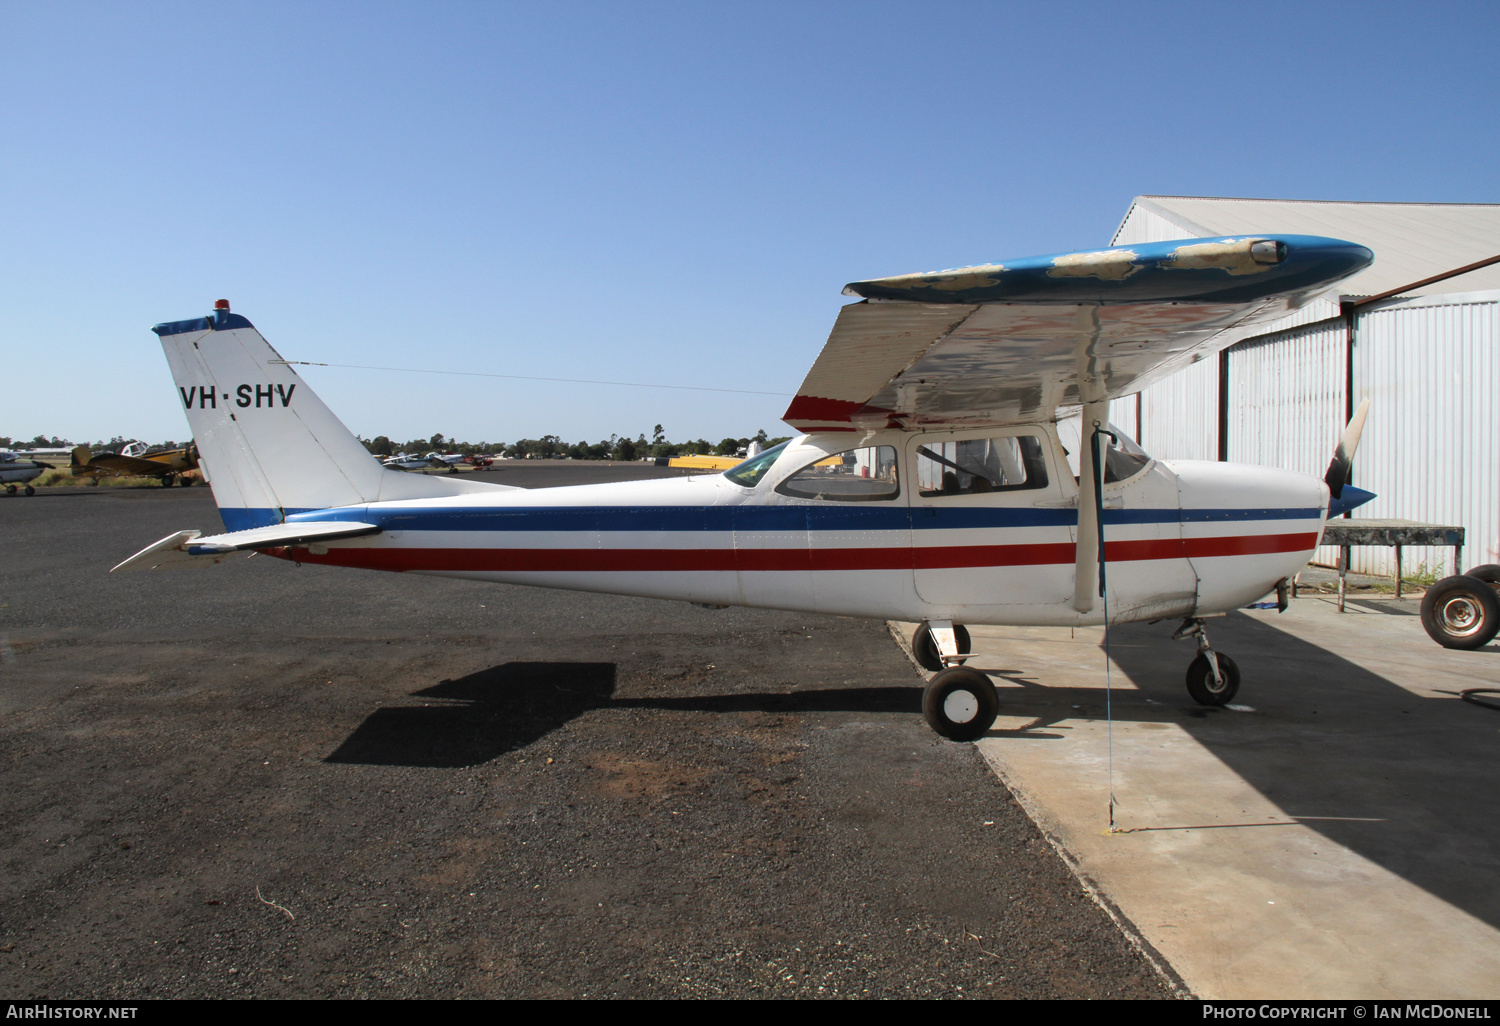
[1186,652,1240,706]
[922,666,998,741]
[24,485,34,496]
[160,474,175,487]
[4,484,14,496]
[1463,564,1500,586]
[1421,575,1500,650]
[911,622,971,672]
[181,476,193,487]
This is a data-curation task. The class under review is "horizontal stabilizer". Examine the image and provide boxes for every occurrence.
[112,521,380,572]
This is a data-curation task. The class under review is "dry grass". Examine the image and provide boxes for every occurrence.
[31,468,201,489]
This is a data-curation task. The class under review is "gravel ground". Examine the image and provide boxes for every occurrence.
[0,472,1173,999]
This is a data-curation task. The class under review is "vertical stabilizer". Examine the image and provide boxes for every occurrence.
[153,303,504,530]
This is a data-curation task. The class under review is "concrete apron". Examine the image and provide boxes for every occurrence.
[896,597,1500,999]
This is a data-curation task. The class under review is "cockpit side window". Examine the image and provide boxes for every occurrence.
[915,435,1048,497]
[775,445,899,502]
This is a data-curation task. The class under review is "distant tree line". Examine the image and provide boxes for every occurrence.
[0,435,185,453]
[6,426,795,463]
[358,425,792,461]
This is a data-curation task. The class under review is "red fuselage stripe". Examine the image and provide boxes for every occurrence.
[277,532,1318,573]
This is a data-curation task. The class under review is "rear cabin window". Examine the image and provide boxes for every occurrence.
[916,435,1048,497]
[775,445,900,502]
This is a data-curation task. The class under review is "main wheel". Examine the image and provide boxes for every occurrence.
[5,484,14,495]
[911,622,971,672]
[1186,652,1240,706]
[1421,575,1500,650]
[24,485,34,496]
[181,475,194,487]
[922,666,998,741]
[160,474,175,487]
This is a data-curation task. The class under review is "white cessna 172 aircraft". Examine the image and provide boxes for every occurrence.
[118,234,1379,740]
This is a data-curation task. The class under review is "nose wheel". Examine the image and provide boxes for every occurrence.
[1174,618,1240,706]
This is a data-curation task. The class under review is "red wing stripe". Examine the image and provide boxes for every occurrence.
[281,532,1319,573]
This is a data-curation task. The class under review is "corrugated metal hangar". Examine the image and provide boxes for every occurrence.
[1104,196,1500,576]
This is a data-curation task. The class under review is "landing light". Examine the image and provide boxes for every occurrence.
[1250,241,1287,264]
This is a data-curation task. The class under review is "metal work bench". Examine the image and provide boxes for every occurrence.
[1307,519,1466,611]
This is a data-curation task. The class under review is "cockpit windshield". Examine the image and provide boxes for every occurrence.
[1055,417,1153,483]
[723,441,791,488]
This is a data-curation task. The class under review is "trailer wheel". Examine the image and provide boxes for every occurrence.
[1462,564,1500,587]
[1421,575,1500,650]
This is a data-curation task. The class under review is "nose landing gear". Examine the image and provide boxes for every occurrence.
[1173,618,1240,706]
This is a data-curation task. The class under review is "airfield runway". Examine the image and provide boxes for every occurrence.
[0,467,1171,999]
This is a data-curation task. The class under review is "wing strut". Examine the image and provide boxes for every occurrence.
[1073,400,1110,614]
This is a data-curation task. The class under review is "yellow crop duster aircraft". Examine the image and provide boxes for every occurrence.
[70,442,200,487]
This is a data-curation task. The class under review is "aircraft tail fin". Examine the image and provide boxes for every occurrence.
[70,445,92,470]
[153,303,511,530]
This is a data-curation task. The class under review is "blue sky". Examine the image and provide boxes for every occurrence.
[3,1,1495,447]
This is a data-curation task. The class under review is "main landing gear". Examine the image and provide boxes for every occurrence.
[1173,618,1240,706]
[5,484,33,496]
[916,620,997,741]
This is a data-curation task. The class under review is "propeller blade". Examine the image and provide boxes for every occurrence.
[1324,397,1371,499]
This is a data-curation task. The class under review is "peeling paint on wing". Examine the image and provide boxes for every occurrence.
[864,264,1006,293]
[1046,249,1140,281]
[1167,238,1273,276]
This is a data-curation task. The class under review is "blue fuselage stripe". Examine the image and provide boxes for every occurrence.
[224,504,1325,534]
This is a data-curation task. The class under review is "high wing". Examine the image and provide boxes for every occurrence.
[783,235,1372,433]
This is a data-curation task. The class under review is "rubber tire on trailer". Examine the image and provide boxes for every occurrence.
[922,666,999,742]
[1186,652,1240,707]
[1420,575,1500,650]
[1462,564,1500,586]
[912,622,971,672]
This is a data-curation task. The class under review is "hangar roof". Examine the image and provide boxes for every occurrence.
[1112,196,1500,298]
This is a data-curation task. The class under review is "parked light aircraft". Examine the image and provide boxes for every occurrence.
[0,452,54,495]
[119,238,1382,740]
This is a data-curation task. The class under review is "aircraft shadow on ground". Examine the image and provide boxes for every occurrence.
[1098,610,1500,933]
[324,661,923,768]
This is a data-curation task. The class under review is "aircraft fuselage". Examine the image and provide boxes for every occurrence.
[269,426,1326,627]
